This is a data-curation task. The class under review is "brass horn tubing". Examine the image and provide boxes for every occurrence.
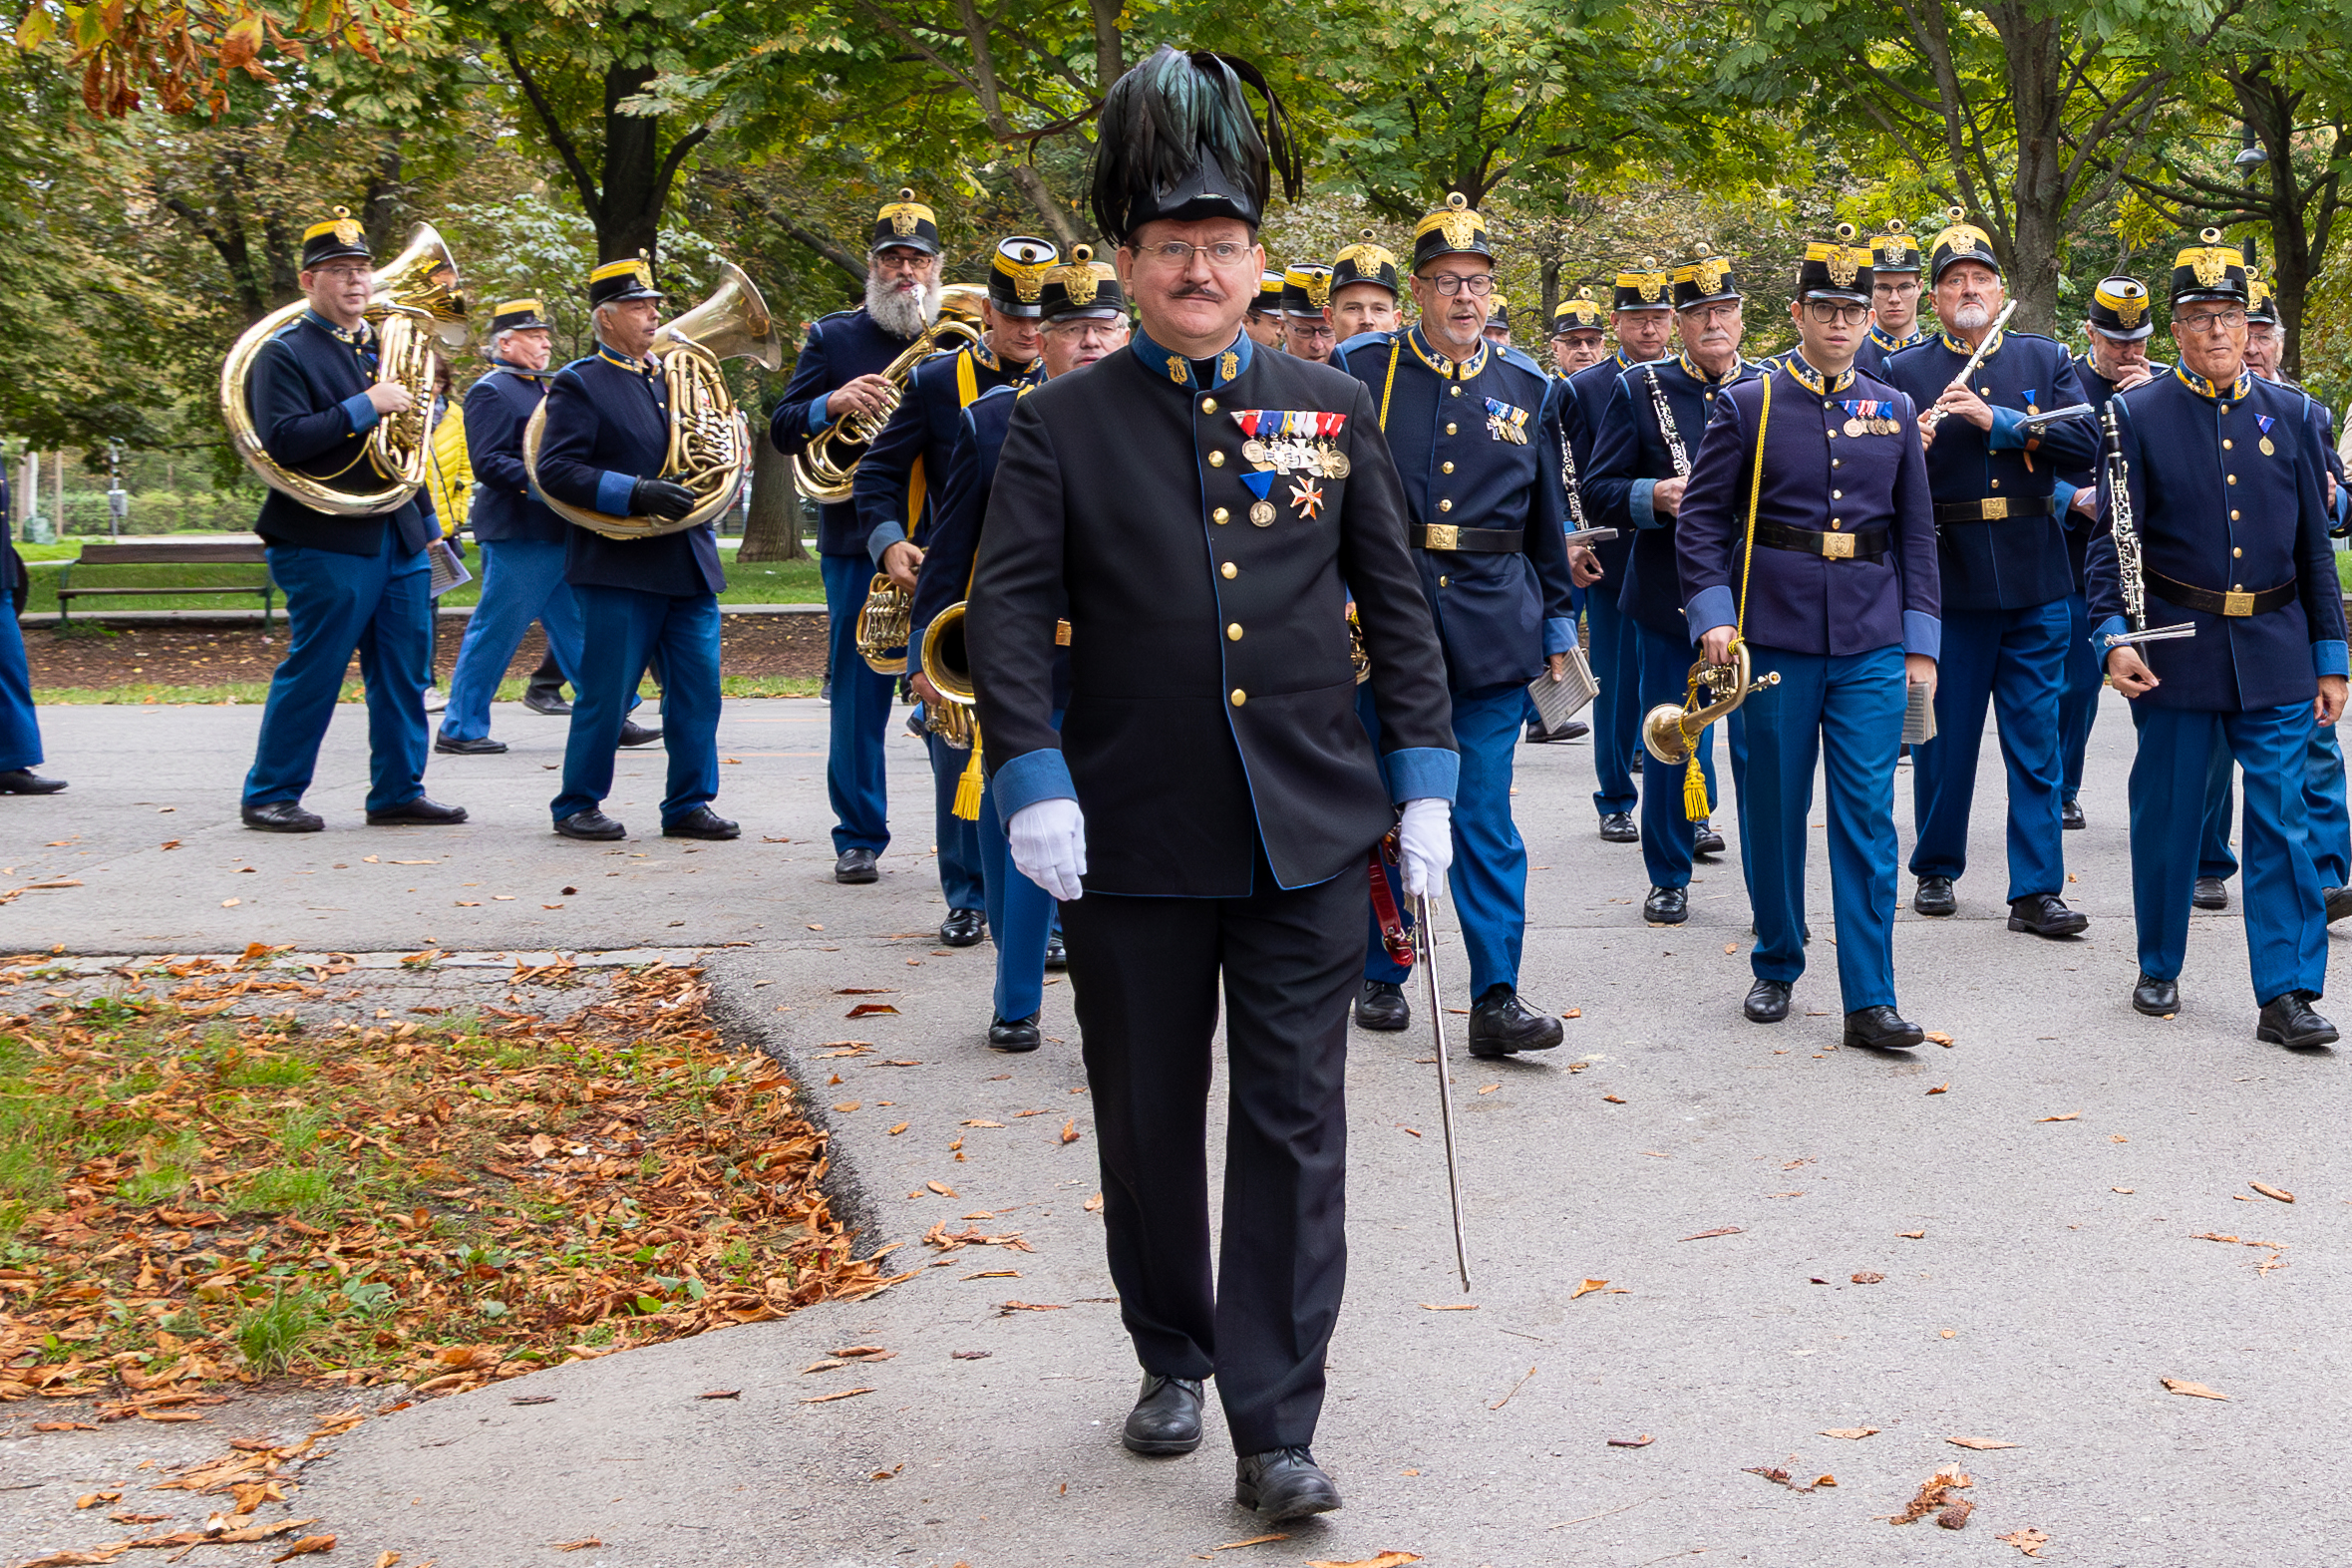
[919,601,978,707]
[218,300,422,517]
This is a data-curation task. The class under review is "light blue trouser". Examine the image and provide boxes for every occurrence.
[1586,588,1642,817]
[244,530,430,812]
[2058,589,2102,801]
[0,596,41,772]
[552,586,720,827]
[976,710,1064,1021]
[1634,624,1725,891]
[1909,600,2069,901]
[925,727,987,914]
[1741,644,1906,1013]
[2132,703,2328,1004]
[2198,722,2351,889]
[822,552,898,854]
[439,539,587,742]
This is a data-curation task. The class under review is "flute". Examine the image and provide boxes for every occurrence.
[1921,300,2019,428]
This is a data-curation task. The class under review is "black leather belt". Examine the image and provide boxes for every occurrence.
[1758,520,1889,563]
[1934,496,2057,524]
[2149,571,2297,618]
[1411,523,1523,553]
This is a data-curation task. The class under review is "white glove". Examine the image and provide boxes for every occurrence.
[1008,797,1088,903]
[1397,797,1453,899]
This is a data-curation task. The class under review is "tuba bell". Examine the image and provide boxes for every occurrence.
[522,259,783,542]
[918,599,978,749]
[219,217,466,516]
[1642,639,1779,767]
[793,284,989,503]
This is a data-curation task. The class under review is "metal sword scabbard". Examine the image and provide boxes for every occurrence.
[1414,891,1472,1292]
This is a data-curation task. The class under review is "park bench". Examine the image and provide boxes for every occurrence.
[56,536,275,628]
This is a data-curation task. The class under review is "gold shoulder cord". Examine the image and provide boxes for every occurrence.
[1380,339,1403,430]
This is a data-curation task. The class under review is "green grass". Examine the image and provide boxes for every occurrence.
[231,1164,337,1215]
[31,673,821,705]
[232,1284,322,1376]
[2338,551,2352,590]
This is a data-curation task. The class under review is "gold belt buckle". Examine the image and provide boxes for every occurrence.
[2221,589,2256,617]
[1820,531,1855,560]
[1980,497,2009,520]
[1425,523,1459,550]
[1054,619,1073,646]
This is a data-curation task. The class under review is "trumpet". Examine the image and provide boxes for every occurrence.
[793,284,988,502]
[1643,640,1778,767]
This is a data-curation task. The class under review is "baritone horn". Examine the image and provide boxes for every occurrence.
[856,573,913,675]
[793,284,989,503]
[1642,640,1778,767]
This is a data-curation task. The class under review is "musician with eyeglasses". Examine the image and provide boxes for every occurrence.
[1881,211,2097,937]
[1677,233,1941,1046]
[1279,262,1338,363]
[1246,267,1287,347]
[2090,232,2348,1048]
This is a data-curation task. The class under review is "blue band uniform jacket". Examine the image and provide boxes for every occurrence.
[534,349,726,599]
[2088,367,2349,712]
[857,342,1039,565]
[1339,328,1579,692]
[769,307,925,558]
[1585,352,1764,641]
[1676,357,1941,657]
[463,365,564,544]
[968,328,1459,897]
[1853,323,1931,382]
[248,312,437,556]
[1879,329,2097,610]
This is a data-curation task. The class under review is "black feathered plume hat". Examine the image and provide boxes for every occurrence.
[1089,46,1302,244]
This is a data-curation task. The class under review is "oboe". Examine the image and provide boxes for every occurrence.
[1645,365,1691,476]
[2100,400,2196,650]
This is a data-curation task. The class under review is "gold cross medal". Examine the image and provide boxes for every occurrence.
[1317,443,1352,479]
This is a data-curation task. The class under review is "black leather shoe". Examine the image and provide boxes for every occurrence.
[0,769,66,794]
[940,908,985,947]
[987,1012,1041,1053]
[1643,884,1688,924]
[1912,875,1957,917]
[616,719,663,748]
[2193,876,2229,911]
[366,795,468,825]
[522,687,571,717]
[2132,972,2180,1017]
[1692,820,1726,857]
[1844,1006,1924,1050]
[554,809,626,841]
[241,800,322,833]
[434,734,506,756]
[1121,1374,1203,1455]
[2257,991,2338,1048]
[1525,719,1589,743]
[2061,797,2086,830]
[1467,984,1563,1057]
[1744,978,1792,1023]
[663,806,739,839]
[1356,979,1410,1032]
[2008,893,2089,938]
[835,847,878,884]
[1597,811,1639,844]
[2328,886,2352,925]
[1235,1446,1341,1521]
[1044,932,1068,970]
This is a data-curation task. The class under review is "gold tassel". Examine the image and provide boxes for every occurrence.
[1682,746,1712,822]
[953,731,985,821]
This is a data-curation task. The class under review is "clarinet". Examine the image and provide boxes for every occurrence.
[1646,365,1692,477]
[2100,400,2195,650]
[1556,398,1589,528]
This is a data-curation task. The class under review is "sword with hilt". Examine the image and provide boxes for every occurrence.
[1413,888,1473,1292]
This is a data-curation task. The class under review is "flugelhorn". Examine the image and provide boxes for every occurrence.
[793,284,989,502]
[1643,640,1778,766]
[920,601,984,818]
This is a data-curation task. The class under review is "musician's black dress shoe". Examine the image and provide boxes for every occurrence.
[0,769,66,794]
[1912,875,1957,917]
[2132,972,2180,1017]
[1692,819,1725,856]
[366,795,468,825]
[616,719,663,748]
[434,734,506,756]
[1467,984,1562,1057]
[2257,991,2339,1049]
[939,908,985,946]
[1524,719,1589,743]
[1744,978,1792,1023]
[2325,886,2352,925]
[554,809,626,841]
[1235,1447,1341,1521]
[987,1012,1041,1053]
[2192,876,2229,911]
[1643,884,1687,924]
[663,806,739,839]
[1356,979,1409,1032]
[1597,811,1638,844]
[1120,1374,1203,1455]
[241,800,322,833]
[835,847,878,884]
[2061,796,2086,830]
[1044,932,1068,970]
[1844,1006,1924,1050]
[2008,893,2088,938]
[522,688,571,717]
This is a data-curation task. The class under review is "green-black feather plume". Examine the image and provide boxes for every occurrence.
[1090,46,1302,244]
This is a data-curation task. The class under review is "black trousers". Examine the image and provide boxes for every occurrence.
[1060,849,1365,1455]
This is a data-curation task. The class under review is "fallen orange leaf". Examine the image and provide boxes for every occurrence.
[550,1542,603,1554]
[2036,1110,2081,1122]
[1570,1279,1609,1299]
[1948,1435,2020,1449]
[2250,1181,2295,1203]
[2162,1378,2228,1400]
[1821,1427,1879,1439]
[1306,1555,1422,1568]
[800,1388,875,1405]
[270,1538,336,1562]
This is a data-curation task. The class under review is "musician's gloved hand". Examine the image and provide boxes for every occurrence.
[1008,797,1088,903]
[631,477,696,520]
[1397,797,1453,899]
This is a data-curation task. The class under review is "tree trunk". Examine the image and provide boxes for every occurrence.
[1091,0,1124,92]
[1997,5,2067,332]
[360,134,407,257]
[1538,248,1562,323]
[738,436,809,562]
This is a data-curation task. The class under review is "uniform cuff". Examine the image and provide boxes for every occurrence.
[594,471,638,515]
[2093,614,2129,651]
[341,392,380,433]
[2317,639,2350,679]
[1382,746,1459,805]
[1542,616,1575,656]
[1685,585,1737,637]
[808,399,833,435]
[2053,479,2078,523]
[992,749,1076,822]
[1986,406,2027,450]
[1631,478,1661,529]
[1903,611,1941,659]
[867,520,908,566]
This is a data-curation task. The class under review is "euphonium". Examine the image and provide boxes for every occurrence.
[855,572,913,675]
[1642,640,1779,767]
[219,220,467,516]
[521,259,784,541]
[793,284,989,503]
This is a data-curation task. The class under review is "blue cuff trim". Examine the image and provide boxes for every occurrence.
[2093,614,2129,652]
[808,399,832,436]
[340,392,380,433]
[2317,639,2349,679]
[1903,610,1941,660]
[992,748,1077,823]
[1631,477,1660,530]
[867,520,908,566]
[1686,585,1737,637]
[1382,746,1459,805]
[2053,479,2078,523]
[594,470,638,516]
[1542,616,1575,657]
[1987,406,2028,450]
